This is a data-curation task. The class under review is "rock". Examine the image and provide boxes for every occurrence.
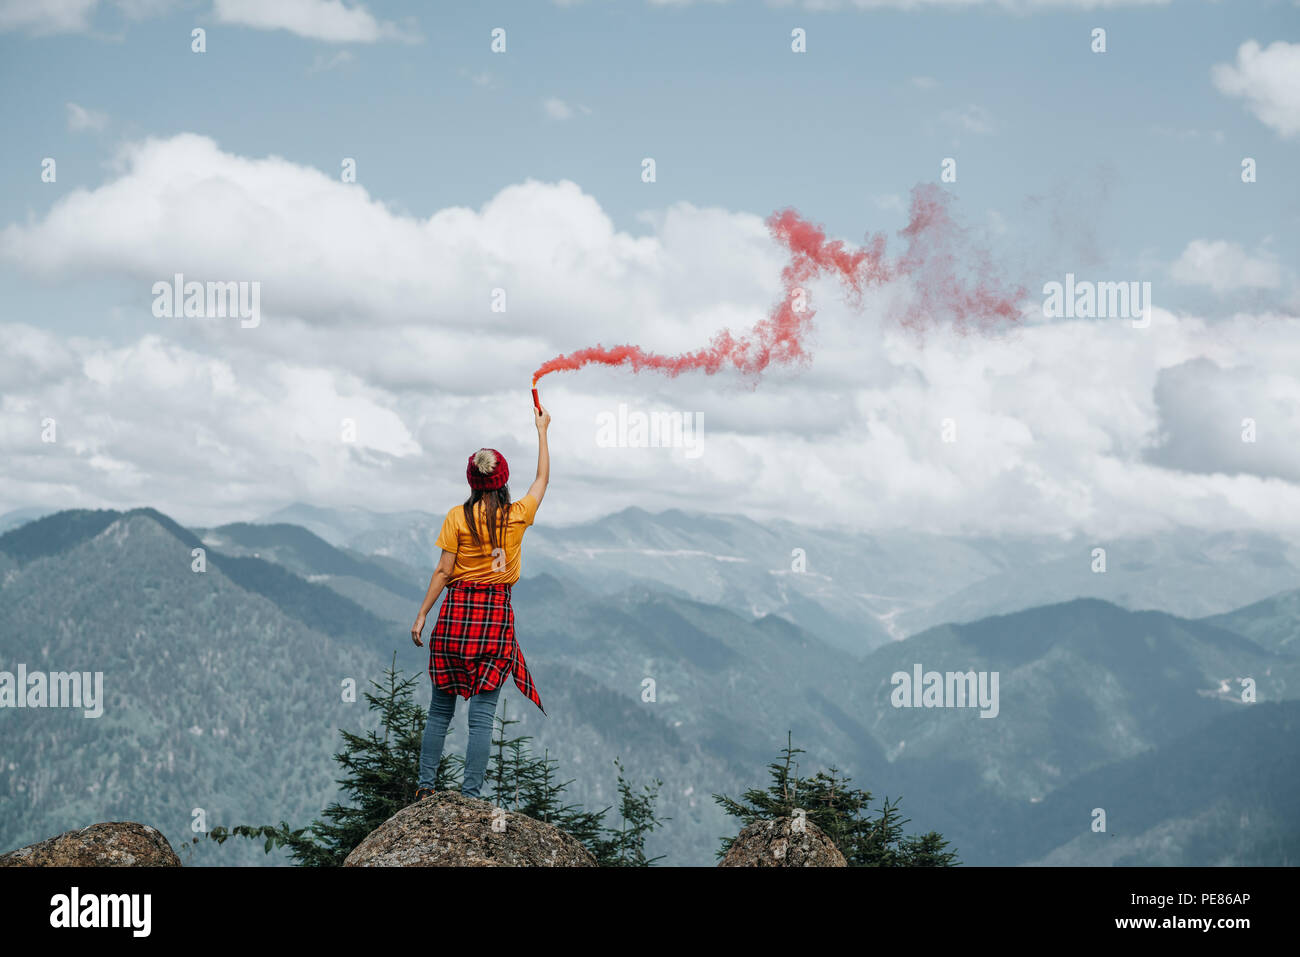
[344,791,598,867]
[718,816,847,867]
[0,822,181,867]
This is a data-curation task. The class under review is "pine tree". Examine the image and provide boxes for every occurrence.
[713,731,959,866]
[483,703,667,865]
[206,659,667,865]
[206,654,432,865]
[585,759,668,867]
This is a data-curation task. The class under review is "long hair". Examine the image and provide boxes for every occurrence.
[462,485,511,552]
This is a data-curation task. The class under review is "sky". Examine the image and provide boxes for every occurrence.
[0,0,1298,537]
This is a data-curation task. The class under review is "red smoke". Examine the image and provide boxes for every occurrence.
[531,183,1024,387]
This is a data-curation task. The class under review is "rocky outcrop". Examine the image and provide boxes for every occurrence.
[718,816,847,867]
[344,791,597,867]
[0,822,181,867]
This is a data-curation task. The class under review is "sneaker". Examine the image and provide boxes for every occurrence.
[414,787,435,801]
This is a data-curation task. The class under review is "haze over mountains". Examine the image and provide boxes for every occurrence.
[265,501,1300,653]
[1,504,1297,865]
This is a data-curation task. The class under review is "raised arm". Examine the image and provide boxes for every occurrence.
[526,404,551,506]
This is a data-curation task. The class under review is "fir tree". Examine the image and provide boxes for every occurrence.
[483,703,667,865]
[206,658,667,866]
[206,654,431,865]
[713,731,959,866]
[585,759,667,867]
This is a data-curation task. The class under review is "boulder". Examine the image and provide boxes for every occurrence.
[718,816,847,867]
[0,822,181,867]
[344,791,597,867]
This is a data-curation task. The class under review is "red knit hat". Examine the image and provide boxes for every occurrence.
[466,448,509,490]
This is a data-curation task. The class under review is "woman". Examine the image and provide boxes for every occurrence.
[410,404,551,801]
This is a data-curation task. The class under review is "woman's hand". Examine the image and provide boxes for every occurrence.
[535,404,551,432]
[410,614,426,647]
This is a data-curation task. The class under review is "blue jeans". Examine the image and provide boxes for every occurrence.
[417,684,503,798]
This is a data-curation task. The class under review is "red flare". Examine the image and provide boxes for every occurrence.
[531,184,1024,389]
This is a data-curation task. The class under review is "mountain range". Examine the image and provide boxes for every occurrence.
[260,501,1300,655]
[1,504,1296,865]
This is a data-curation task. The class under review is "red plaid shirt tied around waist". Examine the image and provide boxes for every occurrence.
[430,581,544,715]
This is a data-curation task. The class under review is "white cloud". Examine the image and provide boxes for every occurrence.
[1,329,421,523]
[65,102,108,132]
[307,49,354,72]
[940,104,994,135]
[1169,240,1284,294]
[1212,40,1300,140]
[459,69,495,88]
[0,133,780,391]
[1147,355,1300,482]
[3,133,1299,538]
[542,98,591,120]
[0,0,174,34]
[542,98,574,121]
[212,0,409,44]
[7,303,1299,537]
[115,0,176,17]
[0,0,99,34]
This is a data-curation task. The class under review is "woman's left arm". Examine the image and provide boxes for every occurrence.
[411,549,458,646]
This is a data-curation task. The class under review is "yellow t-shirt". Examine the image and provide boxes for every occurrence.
[435,494,539,585]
